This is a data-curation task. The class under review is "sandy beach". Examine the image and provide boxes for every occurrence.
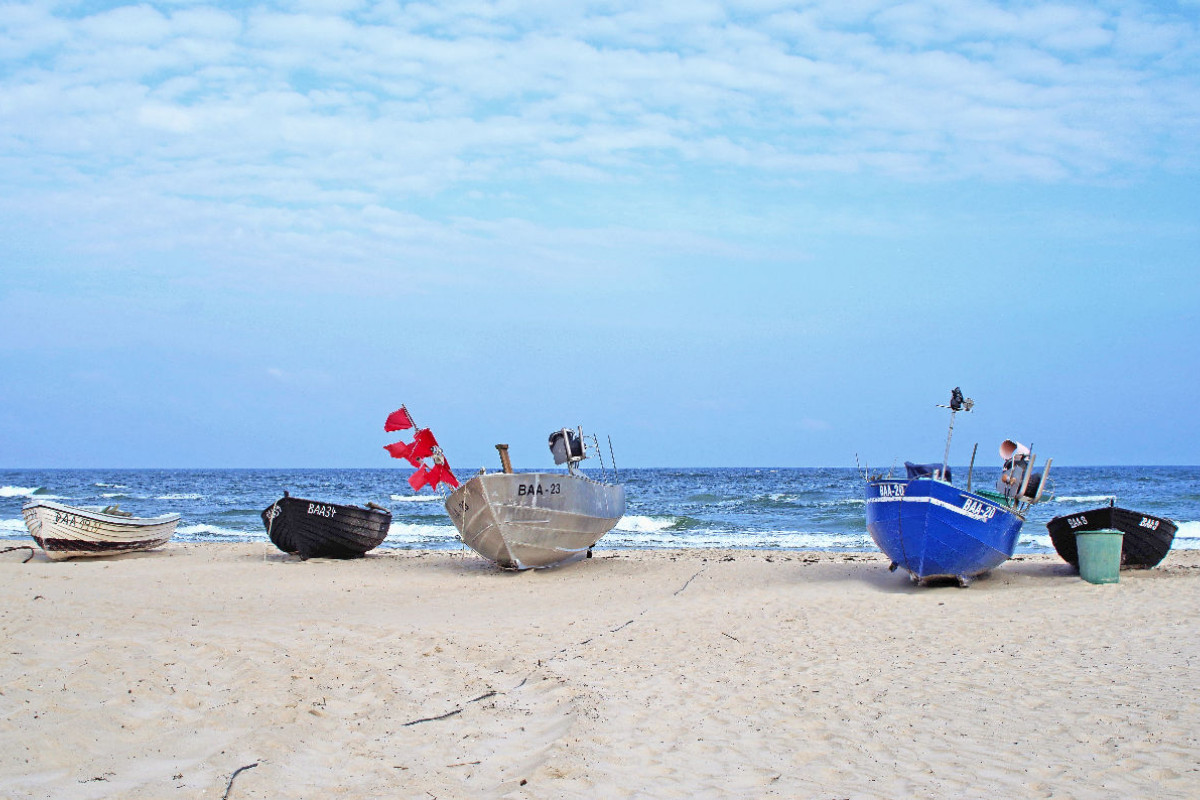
[2,544,1198,799]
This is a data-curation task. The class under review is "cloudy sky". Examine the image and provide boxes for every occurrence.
[2,0,1198,469]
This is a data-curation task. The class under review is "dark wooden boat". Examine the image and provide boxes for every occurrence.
[260,492,391,559]
[1046,503,1177,569]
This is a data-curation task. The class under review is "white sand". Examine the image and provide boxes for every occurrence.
[2,544,1199,799]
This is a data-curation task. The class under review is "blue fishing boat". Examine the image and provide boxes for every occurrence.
[864,389,1052,586]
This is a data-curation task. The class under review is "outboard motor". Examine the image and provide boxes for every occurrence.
[548,428,586,466]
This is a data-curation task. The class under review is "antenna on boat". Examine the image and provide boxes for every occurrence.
[608,435,618,482]
[1017,445,1037,504]
[591,433,608,482]
[936,387,973,482]
[966,443,978,492]
[1030,458,1053,505]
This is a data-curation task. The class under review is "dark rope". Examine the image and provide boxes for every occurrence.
[673,568,705,596]
[0,546,34,563]
[403,708,462,726]
[221,763,258,800]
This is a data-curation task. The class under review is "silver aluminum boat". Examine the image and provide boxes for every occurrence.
[445,428,625,569]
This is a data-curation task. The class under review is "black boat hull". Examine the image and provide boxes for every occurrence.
[1046,506,1177,569]
[261,495,391,559]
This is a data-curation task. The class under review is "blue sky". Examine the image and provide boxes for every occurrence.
[2,0,1198,469]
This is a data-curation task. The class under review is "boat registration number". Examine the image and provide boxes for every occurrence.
[307,503,337,518]
[961,497,997,522]
[1067,516,1088,529]
[877,483,906,497]
[1139,517,1159,530]
[53,510,102,533]
[518,483,562,496]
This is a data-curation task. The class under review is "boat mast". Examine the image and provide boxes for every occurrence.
[937,387,973,482]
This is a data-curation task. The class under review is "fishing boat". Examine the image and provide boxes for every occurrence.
[1046,501,1177,569]
[444,428,626,569]
[864,389,1053,586]
[261,492,391,559]
[22,499,179,560]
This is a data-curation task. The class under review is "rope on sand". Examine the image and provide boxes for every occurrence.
[221,763,258,800]
[0,546,34,563]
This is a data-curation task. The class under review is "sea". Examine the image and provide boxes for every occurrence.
[2,467,1197,554]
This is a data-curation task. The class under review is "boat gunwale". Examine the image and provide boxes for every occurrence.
[22,499,182,526]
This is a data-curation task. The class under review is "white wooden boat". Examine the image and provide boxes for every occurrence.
[445,428,625,569]
[22,499,179,560]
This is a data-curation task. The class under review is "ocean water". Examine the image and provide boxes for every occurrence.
[2,467,1197,554]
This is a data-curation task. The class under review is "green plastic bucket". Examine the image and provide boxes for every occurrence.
[1076,529,1124,584]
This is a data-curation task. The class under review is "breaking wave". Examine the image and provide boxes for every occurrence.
[0,486,42,498]
[1173,521,1200,549]
[0,518,29,535]
[615,515,679,533]
[603,527,877,551]
[382,521,460,546]
[389,494,443,503]
[1054,495,1118,504]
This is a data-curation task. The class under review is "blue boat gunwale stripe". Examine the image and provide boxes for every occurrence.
[866,493,1008,523]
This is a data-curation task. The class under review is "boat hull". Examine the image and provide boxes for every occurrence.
[865,478,1024,584]
[1046,507,1177,569]
[445,472,625,569]
[22,500,179,560]
[261,496,391,559]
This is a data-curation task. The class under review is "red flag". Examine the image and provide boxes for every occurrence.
[384,441,411,460]
[384,441,425,468]
[408,465,432,491]
[385,406,414,432]
[408,428,439,460]
[428,461,459,489]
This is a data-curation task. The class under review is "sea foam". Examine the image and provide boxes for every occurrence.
[389,494,443,503]
[0,486,41,498]
[1054,495,1118,504]
[383,522,460,545]
[1173,521,1200,548]
[603,526,875,551]
[615,515,678,533]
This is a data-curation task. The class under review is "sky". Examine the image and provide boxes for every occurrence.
[1,0,1198,469]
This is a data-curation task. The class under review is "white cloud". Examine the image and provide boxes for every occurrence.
[0,2,70,59]
[78,4,172,44]
[170,7,242,39]
[1,0,1197,282]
